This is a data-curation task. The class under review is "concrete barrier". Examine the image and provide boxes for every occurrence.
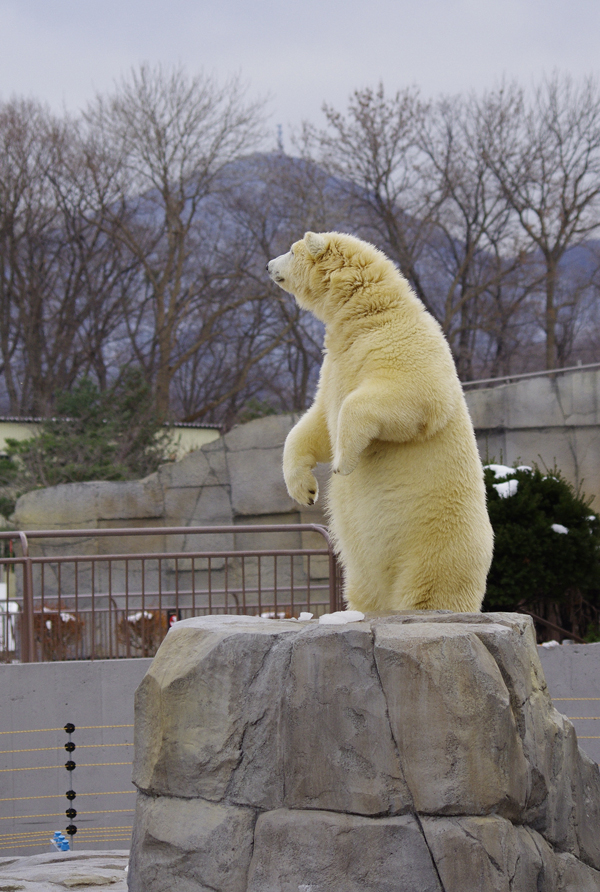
[1,638,599,856]
[465,366,600,506]
[0,658,151,855]
[13,367,600,542]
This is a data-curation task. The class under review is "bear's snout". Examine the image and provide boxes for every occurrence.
[267,259,285,284]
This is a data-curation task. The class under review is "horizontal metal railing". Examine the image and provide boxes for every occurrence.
[461,360,600,390]
[0,525,343,663]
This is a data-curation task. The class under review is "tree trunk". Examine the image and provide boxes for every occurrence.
[545,256,558,370]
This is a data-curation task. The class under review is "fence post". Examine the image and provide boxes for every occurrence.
[18,532,35,663]
[328,549,339,613]
[64,723,77,846]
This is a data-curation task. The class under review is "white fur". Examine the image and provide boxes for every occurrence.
[268,231,494,613]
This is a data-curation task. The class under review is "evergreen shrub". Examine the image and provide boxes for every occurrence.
[483,463,600,641]
[0,370,172,517]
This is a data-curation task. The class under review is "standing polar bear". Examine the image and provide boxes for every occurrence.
[267,232,493,613]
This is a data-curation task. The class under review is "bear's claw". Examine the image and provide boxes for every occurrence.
[284,468,319,507]
[332,453,358,476]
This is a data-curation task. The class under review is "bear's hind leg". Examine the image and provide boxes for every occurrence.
[390,569,484,614]
[341,566,386,614]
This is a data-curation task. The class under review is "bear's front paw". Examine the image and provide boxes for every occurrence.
[332,450,359,476]
[285,468,319,507]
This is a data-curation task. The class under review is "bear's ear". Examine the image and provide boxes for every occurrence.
[304,231,327,259]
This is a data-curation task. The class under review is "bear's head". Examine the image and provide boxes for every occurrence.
[267,231,394,323]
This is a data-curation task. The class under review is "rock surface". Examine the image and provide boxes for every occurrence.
[128,612,600,891]
[13,415,308,535]
[0,850,128,891]
[13,368,600,537]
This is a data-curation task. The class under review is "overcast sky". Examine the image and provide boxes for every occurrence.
[1,0,599,147]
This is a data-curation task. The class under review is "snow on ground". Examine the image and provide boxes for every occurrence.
[319,610,365,624]
[126,611,153,623]
[486,464,515,478]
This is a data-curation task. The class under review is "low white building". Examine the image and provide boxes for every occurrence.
[0,417,220,462]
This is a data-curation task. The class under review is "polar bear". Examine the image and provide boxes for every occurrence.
[267,231,493,613]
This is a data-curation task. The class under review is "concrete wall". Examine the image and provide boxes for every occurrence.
[5,367,599,650]
[0,658,150,855]
[465,366,600,506]
[13,414,326,536]
[0,640,598,856]
[13,367,600,541]
[538,643,600,764]
[0,419,42,448]
[166,425,220,461]
[7,416,332,648]
[12,415,330,601]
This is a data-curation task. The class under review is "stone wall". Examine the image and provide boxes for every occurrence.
[128,611,600,891]
[465,366,600,506]
[13,414,327,540]
[2,640,598,858]
[11,414,331,616]
[13,366,600,543]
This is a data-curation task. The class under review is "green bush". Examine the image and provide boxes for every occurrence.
[483,463,600,641]
[0,371,172,517]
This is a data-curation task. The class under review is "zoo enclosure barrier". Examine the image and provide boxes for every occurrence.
[0,720,135,854]
[0,524,343,663]
[460,359,600,390]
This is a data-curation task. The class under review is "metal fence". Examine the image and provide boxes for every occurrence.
[460,360,600,390]
[0,524,343,663]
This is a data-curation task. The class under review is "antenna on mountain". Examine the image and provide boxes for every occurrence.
[277,124,284,154]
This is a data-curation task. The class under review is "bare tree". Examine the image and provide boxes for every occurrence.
[0,99,131,414]
[480,74,600,369]
[303,86,525,378]
[2,71,599,426]
[83,64,276,421]
[217,150,346,416]
[0,98,49,411]
[302,84,440,313]
[415,95,515,378]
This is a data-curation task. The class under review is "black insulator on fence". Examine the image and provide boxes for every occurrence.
[65,722,77,846]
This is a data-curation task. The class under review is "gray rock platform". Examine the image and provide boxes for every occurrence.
[128,611,600,891]
[0,850,128,890]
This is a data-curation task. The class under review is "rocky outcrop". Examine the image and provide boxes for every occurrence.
[11,415,330,604]
[128,611,600,891]
[0,850,129,891]
[13,367,600,535]
[13,414,330,537]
